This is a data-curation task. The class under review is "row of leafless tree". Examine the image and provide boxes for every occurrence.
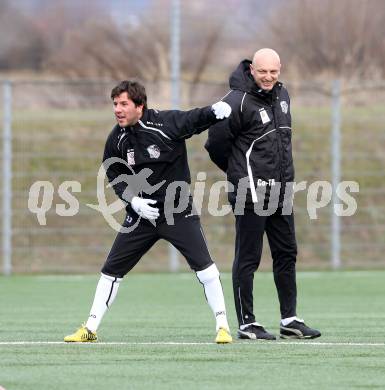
[268,0,385,80]
[1,0,384,83]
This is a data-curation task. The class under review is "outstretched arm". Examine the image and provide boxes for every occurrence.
[160,101,231,140]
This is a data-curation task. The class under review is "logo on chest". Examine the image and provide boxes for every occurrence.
[280,100,288,114]
[147,144,160,159]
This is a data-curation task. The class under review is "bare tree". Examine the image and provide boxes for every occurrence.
[43,0,235,104]
[266,0,385,79]
[0,0,46,70]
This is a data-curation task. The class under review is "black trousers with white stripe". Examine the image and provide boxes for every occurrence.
[102,209,213,278]
[232,208,298,327]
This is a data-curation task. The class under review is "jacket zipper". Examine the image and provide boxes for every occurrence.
[117,132,127,151]
[271,98,286,203]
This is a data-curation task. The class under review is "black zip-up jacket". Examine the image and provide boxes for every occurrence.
[205,59,294,206]
[103,105,220,211]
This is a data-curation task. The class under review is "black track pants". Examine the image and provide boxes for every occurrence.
[232,209,298,326]
[102,210,213,278]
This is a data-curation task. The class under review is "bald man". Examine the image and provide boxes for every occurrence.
[205,49,321,340]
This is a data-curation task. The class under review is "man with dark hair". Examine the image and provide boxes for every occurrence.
[206,49,321,341]
[110,80,148,109]
[64,80,233,344]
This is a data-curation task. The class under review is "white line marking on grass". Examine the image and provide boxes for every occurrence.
[0,341,385,347]
[3,342,209,345]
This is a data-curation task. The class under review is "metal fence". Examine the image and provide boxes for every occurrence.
[1,79,385,274]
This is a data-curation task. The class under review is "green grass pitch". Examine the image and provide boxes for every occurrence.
[1,271,385,389]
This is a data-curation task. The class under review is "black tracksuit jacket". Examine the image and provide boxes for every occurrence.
[103,105,220,212]
[205,59,295,207]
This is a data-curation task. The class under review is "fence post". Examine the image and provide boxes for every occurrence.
[168,0,181,272]
[331,79,341,269]
[2,80,12,275]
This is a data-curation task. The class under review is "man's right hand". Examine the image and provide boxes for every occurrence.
[131,196,159,220]
[211,101,232,120]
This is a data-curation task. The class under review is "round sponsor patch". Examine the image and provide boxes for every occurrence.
[147,144,160,159]
[280,100,288,114]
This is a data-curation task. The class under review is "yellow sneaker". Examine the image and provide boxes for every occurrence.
[64,325,98,342]
[215,327,232,344]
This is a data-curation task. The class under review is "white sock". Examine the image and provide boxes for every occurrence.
[196,264,230,332]
[85,273,122,332]
[281,316,303,326]
[239,321,263,331]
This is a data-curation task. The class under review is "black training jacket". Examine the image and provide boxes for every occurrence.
[103,106,219,210]
[205,59,295,206]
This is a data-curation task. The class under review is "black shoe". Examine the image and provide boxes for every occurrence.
[280,320,321,339]
[237,324,276,340]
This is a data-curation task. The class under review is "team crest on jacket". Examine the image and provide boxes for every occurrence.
[127,149,135,165]
[280,100,288,114]
[147,144,160,159]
